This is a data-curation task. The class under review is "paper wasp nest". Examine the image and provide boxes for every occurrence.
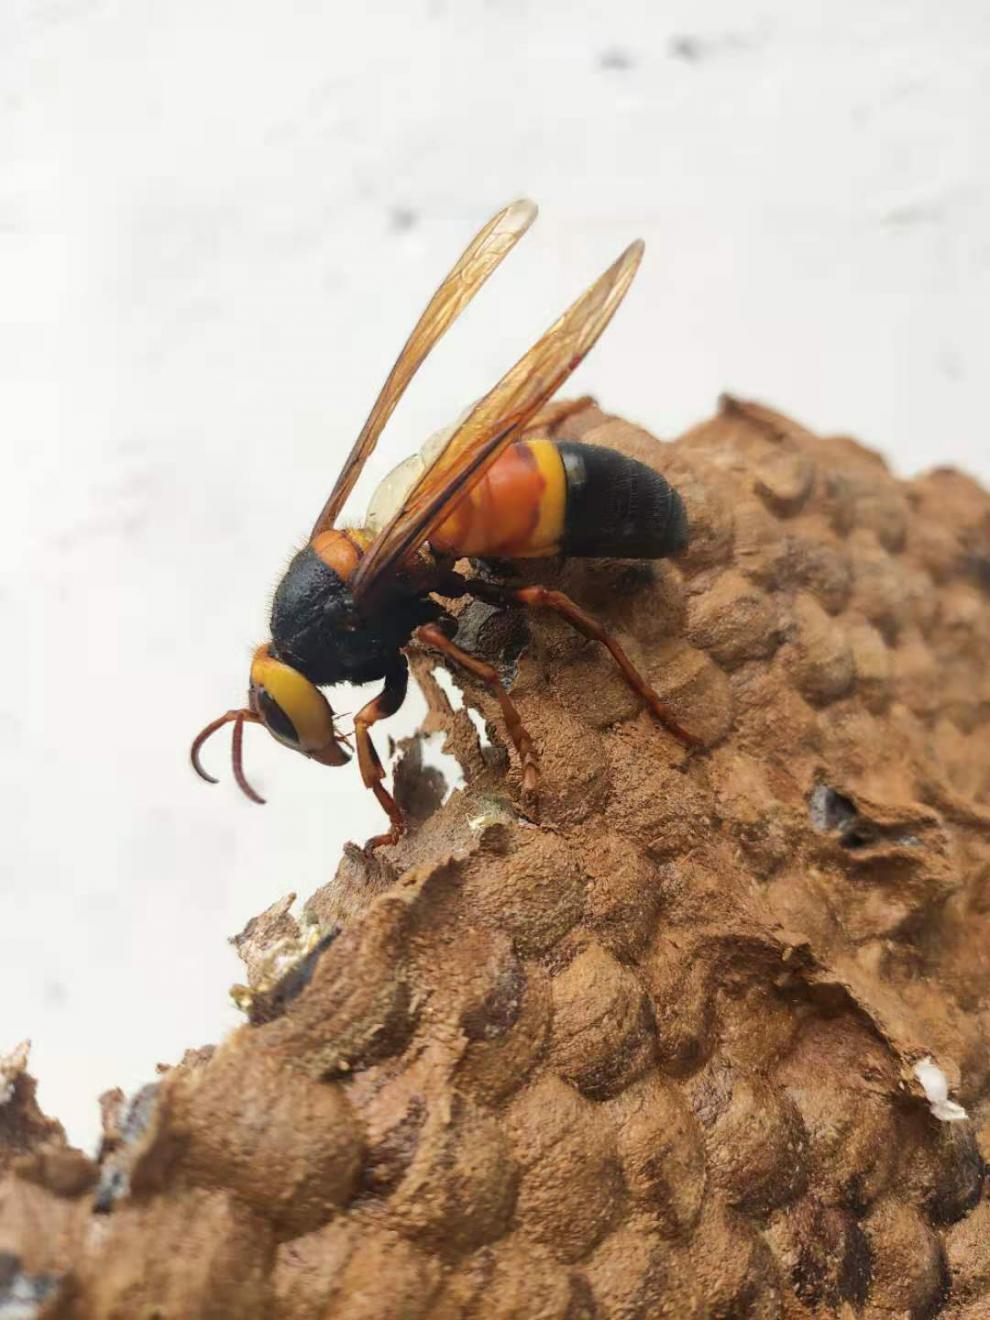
[3,399,989,1318]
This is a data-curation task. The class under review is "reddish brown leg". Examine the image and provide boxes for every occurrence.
[416,623,540,791]
[354,658,409,851]
[470,582,697,748]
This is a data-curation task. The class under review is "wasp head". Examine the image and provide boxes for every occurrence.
[190,644,350,804]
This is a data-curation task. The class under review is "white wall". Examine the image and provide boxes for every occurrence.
[2,0,988,1150]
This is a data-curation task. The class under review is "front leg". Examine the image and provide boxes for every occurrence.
[353,656,409,851]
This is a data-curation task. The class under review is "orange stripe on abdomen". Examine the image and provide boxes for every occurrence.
[429,438,567,559]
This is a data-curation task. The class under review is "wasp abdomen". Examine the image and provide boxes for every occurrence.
[429,437,567,560]
[557,441,687,559]
[425,437,686,562]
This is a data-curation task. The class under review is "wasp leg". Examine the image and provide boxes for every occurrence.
[469,582,697,748]
[354,657,409,851]
[415,623,540,792]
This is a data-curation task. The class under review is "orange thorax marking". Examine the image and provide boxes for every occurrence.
[311,528,369,579]
[429,437,566,559]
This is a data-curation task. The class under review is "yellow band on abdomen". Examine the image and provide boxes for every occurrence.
[429,437,566,559]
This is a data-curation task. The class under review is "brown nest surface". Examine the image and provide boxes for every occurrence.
[2,398,989,1318]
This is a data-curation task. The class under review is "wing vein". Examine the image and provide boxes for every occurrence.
[351,239,644,601]
[310,199,538,536]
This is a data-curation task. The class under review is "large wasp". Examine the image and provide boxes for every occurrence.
[191,200,692,848]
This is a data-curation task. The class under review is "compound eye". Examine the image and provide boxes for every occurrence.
[255,687,301,747]
[249,646,335,755]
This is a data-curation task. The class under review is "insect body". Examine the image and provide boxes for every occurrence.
[370,430,687,563]
[191,200,693,848]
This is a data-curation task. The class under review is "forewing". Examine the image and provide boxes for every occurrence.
[309,199,538,537]
[350,239,644,601]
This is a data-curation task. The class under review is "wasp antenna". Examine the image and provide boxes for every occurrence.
[190,709,244,784]
[231,711,266,805]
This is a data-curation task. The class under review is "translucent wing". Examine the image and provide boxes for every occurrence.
[351,239,644,601]
[310,199,538,537]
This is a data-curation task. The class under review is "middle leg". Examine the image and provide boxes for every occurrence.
[415,622,540,791]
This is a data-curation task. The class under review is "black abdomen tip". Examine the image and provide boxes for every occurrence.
[558,441,688,559]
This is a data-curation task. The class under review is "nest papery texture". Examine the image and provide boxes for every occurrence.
[3,399,990,1318]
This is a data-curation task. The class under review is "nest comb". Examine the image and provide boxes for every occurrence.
[2,398,989,1318]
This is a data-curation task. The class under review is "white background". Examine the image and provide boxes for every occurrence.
[2,0,988,1150]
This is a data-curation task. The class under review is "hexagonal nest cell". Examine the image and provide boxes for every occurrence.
[3,398,990,1319]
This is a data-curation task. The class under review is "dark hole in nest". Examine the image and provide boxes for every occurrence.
[809,785,924,852]
[0,1252,61,1308]
[965,552,990,593]
[809,784,858,834]
[246,928,341,1026]
[453,598,531,690]
[838,823,880,851]
[93,1082,162,1213]
[808,785,878,850]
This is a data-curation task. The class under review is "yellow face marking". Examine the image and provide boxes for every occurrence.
[249,646,334,753]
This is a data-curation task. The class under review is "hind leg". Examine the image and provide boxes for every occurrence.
[468,581,697,748]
